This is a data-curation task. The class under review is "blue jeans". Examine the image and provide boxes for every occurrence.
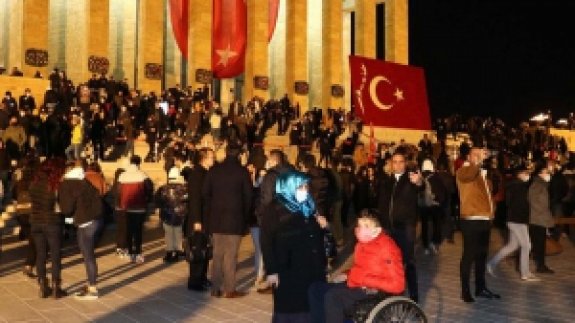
[77,218,104,285]
[250,227,264,280]
[65,143,82,160]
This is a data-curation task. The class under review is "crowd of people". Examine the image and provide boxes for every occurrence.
[1,69,574,322]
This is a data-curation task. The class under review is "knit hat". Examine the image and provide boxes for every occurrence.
[421,159,434,172]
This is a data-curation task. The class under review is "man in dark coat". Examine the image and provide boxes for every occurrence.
[255,149,293,222]
[299,154,330,220]
[183,148,215,291]
[377,151,424,303]
[19,88,36,112]
[202,145,252,298]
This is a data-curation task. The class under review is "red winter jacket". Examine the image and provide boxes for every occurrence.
[347,233,405,294]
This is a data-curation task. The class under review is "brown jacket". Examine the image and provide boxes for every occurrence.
[456,164,494,218]
[85,170,107,196]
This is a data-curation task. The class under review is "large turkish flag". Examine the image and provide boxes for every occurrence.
[349,55,431,130]
[268,0,280,42]
[212,0,247,79]
[169,0,189,59]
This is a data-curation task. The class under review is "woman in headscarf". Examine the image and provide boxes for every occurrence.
[261,171,328,323]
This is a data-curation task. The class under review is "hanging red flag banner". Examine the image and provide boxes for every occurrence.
[168,0,189,59]
[212,0,247,79]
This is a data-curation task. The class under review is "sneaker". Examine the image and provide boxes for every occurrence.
[134,254,145,264]
[116,248,127,259]
[74,287,99,300]
[486,264,496,277]
[521,274,541,282]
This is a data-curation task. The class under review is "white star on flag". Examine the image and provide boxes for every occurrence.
[393,88,404,101]
[216,44,238,67]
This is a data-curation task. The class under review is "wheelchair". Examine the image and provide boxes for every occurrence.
[346,292,427,323]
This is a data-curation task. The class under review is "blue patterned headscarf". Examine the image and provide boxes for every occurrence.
[275,171,316,218]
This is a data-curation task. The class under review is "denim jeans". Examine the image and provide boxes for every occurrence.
[163,223,183,252]
[77,218,104,285]
[65,143,82,160]
[250,227,265,280]
[488,222,532,277]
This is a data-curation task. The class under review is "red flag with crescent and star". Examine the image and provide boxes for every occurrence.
[349,55,431,130]
[212,0,247,79]
[169,0,189,59]
[268,0,280,42]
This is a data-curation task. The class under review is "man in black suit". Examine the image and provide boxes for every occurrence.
[1,92,17,116]
[183,148,215,291]
[203,145,252,298]
[19,88,36,112]
[377,151,424,303]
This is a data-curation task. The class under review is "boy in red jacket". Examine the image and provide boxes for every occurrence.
[309,210,405,323]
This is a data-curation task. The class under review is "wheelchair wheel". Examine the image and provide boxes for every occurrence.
[365,296,427,323]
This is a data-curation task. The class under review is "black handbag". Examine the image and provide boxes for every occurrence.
[186,231,213,264]
[323,228,338,259]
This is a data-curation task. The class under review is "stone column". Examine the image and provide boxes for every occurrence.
[385,0,409,64]
[355,0,376,58]
[322,0,344,110]
[6,0,23,73]
[285,0,308,111]
[109,0,137,87]
[187,0,212,91]
[137,0,164,94]
[244,0,269,102]
[22,0,49,77]
[65,0,89,84]
[88,0,110,70]
[48,0,66,71]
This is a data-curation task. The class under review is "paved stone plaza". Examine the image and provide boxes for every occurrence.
[1,218,574,323]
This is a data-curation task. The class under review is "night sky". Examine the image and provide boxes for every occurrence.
[409,0,575,125]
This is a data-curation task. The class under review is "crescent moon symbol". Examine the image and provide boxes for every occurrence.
[369,76,394,110]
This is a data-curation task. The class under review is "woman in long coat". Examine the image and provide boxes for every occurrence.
[261,171,327,323]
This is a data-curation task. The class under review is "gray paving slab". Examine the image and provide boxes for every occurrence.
[1,218,574,322]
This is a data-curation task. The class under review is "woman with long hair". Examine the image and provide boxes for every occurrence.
[29,158,67,298]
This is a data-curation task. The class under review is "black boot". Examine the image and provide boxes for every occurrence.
[38,278,52,298]
[52,279,67,299]
[23,265,36,279]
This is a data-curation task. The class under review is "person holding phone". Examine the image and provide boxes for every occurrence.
[376,151,423,303]
[456,147,500,303]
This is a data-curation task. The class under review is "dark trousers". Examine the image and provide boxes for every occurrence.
[188,256,209,287]
[17,215,36,266]
[126,211,145,255]
[459,219,490,294]
[421,206,443,248]
[77,219,103,285]
[309,282,372,323]
[529,224,547,269]
[115,210,128,249]
[389,226,418,301]
[91,138,104,160]
[32,223,62,281]
[211,234,241,293]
